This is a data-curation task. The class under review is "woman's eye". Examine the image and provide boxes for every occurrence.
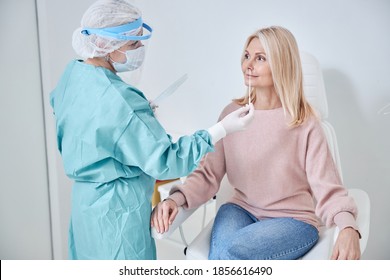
[257,56,266,62]
[244,54,250,59]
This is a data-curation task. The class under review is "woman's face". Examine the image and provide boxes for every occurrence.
[241,37,274,89]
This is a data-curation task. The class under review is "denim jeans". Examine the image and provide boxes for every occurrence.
[209,203,319,260]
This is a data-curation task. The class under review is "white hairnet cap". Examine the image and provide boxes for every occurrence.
[72,0,143,59]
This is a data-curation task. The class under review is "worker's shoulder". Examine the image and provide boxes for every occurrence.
[109,78,150,111]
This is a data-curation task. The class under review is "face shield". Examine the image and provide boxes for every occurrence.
[80,17,152,41]
[78,17,152,85]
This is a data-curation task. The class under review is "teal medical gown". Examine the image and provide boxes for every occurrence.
[50,60,214,259]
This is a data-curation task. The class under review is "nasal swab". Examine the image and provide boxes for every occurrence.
[248,69,252,105]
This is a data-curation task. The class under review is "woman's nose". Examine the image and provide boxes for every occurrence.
[246,60,254,71]
[245,63,253,74]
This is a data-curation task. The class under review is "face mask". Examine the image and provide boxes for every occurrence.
[111,45,145,72]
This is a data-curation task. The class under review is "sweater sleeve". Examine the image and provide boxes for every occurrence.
[168,106,234,209]
[305,120,359,232]
[169,138,227,209]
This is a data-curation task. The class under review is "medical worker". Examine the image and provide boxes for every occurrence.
[50,0,254,260]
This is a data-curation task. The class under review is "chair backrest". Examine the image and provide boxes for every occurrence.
[217,51,343,209]
[300,52,343,181]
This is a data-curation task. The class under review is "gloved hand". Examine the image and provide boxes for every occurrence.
[207,103,254,144]
[149,100,158,113]
[220,103,254,135]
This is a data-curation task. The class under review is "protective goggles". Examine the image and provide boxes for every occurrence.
[81,17,152,40]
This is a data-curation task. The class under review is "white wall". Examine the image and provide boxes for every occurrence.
[1,0,387,259]
[0,0,52,259]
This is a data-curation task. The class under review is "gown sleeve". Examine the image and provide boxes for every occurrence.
[113,103,215,180]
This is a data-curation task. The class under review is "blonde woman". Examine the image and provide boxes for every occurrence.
[151,26,361,260]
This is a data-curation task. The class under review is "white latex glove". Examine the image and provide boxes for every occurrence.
[221,103,254,134]
[208,103,254,144]
[149,100,158,113]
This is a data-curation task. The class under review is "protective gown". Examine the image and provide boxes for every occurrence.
[50,60,214,259]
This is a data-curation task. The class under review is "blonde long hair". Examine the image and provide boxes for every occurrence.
[235,26,315,127]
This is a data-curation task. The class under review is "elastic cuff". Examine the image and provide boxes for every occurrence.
[207,122,226,144]
[334,212,361,238]
[168,191,187,207]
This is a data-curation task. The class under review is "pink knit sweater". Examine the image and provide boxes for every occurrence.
[169,102,358,232]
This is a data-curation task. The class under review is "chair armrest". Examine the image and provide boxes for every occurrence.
[151,206,198,239]
[152,178,197,239]
[157,179,183,200]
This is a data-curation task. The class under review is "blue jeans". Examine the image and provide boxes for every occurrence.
[209,203,319,260]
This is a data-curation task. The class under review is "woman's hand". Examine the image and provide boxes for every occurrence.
[331,227,361,260]
[151,198,178,234]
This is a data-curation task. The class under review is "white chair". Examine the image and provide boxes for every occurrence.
[152,52,370,260]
